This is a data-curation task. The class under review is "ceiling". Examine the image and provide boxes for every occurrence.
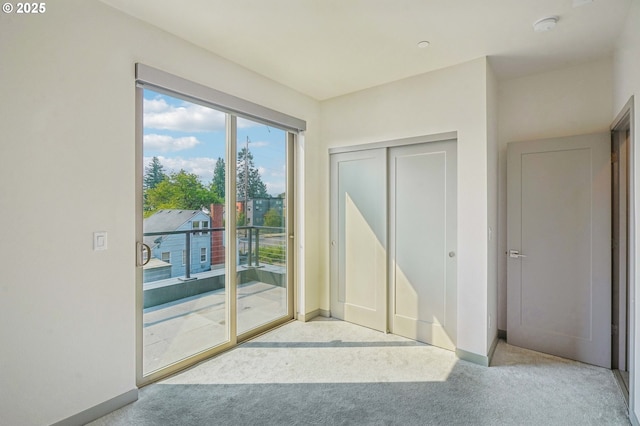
[101,0,632,100]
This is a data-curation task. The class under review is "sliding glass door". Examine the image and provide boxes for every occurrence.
[236,118,290,336]
[138,87,294,384]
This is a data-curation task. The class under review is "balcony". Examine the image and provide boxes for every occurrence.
[142,226,288,374]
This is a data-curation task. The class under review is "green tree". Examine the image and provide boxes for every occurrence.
[211,157,225,200]
[144,156,166,190]
[145,170,220,216]
[237,147,268,200]
[263,208,283,228]
[237,211,246,226]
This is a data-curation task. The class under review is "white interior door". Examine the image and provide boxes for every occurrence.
[330,149,387,332]
[389,141,457,350]
[507,133,611,368]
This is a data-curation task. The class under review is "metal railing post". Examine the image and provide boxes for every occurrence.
[255,227,260,267]
[247,227,253,267]
[184,232,191,279]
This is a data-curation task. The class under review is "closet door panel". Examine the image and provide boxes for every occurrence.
[330,149,387,332]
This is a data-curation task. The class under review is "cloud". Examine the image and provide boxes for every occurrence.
[144,134,201,152]
[265,181,286,196]
[144,156,216,182]
[143,98,226,132]
[144,97,170,113]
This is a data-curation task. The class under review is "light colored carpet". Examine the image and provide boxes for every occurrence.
[90,317,629,425]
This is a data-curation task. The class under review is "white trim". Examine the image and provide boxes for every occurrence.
[50,389,138,426]
[328,131,457,155]
[456,348,491,367]
[295,132,306,320]
[612,96,636,423]
[226,114,238,344]
[135,64,306,132]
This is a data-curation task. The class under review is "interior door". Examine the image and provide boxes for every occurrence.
[330,149,387,332]
[507,133,611,367]
[389,141,457,350]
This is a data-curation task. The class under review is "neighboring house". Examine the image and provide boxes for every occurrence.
[143,210,211,281]
[246,198,284,227]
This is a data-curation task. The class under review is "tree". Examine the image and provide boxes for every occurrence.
[237,147,268,200]
[211,157,225,200]
[263,208,283,228]
[144,156,166,190]
[145,169,221,216]
[237,211,246,227]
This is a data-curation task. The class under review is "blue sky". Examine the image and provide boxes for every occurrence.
[143,89,287,196]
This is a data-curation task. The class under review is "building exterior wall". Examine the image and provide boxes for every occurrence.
[149,211,212,278]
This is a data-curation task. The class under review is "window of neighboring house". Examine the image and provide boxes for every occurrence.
[200,247,207,263]
[182,250,186,266]
[161,252,170,263]
[193,220,209,236]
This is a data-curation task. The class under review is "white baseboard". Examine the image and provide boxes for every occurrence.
[51,388,138,426]
[298,308,330,322]
[456,348,490,367]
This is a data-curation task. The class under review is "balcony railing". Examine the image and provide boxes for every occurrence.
[143,226,286,282]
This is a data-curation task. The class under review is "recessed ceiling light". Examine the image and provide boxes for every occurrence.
[417,41,430,49]
[533,16,558,32]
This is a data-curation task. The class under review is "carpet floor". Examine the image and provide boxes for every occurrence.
[90,317,629,425]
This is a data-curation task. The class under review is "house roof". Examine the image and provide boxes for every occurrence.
[143,258,172,270]
[144,209,209,247]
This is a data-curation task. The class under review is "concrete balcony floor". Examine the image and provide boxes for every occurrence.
[143,281,287,374]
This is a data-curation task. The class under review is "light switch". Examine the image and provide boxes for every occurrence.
[94,231,107,251]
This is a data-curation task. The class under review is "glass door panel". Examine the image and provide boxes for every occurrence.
[138,85,294,383]
[236,118,289,335]
[141,89,229,375]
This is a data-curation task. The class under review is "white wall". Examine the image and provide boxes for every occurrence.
[0,1,319,424]
[496,58,614,331]
[613,0,640,422]
[320,58,491,357]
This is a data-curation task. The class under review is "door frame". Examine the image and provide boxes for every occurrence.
[611,96,635,407]
[134,65,303,386]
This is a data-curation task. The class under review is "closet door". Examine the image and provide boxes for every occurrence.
[389,141,457,350]
[330,149,387,332]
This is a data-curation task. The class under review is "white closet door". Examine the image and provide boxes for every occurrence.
[330,149,387,332]
[389,141,457,350]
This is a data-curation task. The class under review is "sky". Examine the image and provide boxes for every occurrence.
[143,89,287,196]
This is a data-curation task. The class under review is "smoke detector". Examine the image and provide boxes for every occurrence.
[533,16,558,32]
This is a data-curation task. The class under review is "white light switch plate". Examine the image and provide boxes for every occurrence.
[94,231,107,251]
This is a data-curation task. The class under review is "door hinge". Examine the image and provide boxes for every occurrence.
[612,324,619,336]
[612,152,618,164]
